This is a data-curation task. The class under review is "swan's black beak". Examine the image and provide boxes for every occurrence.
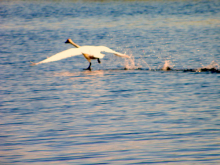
[65,39,70,44]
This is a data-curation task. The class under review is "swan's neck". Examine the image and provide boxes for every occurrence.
[69,40,80,48]
[66,39,91,62]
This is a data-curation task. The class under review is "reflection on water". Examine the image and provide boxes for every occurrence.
[54,70,105,77]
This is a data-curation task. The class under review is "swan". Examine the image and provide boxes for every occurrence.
[31,39,130,70]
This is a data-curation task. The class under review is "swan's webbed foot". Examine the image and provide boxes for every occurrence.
[97,58,101,63]
[84,67,91,71]
[84,62,92,71]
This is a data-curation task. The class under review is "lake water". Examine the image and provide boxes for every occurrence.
[0,0,220,164]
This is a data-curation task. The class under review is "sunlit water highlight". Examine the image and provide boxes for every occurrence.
[0,0,220,164]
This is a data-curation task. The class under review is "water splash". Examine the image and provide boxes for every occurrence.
[123,54,151,70]
[201,61,219,69]
[161,60,173,71]
[196,61,219,72]
[124,55,138,70]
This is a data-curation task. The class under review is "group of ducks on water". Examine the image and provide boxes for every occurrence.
[31,39,220,73]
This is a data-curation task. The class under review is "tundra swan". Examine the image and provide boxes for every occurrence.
[31,39,130,70]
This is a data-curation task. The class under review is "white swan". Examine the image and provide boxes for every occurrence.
[31,39,130,70]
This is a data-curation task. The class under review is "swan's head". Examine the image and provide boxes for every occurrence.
[65,38,72,44]
[65,39,80,48]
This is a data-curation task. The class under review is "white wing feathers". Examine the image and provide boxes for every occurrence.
[31,48,82,65]
[96,46,130,58]
[32,46,129,66]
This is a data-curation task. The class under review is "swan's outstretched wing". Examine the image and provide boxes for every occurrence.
[97,46,130,58]
[79,46,105,59]
[31,48,82,65]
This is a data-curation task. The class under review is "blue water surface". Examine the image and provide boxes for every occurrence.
[0,0,220,164]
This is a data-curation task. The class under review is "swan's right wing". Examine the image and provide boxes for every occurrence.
[31,48,82,65]
[97,46,130,58]
[113,52,130,58]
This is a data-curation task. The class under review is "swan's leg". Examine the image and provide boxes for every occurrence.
[97,58,101,63]
[84,62,92,70]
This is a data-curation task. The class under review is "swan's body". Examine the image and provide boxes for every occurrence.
[31,39,130,70]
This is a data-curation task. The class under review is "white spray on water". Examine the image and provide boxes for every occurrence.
[121,53,152,70]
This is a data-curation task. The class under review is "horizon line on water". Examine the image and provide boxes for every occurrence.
[3,0,207,3]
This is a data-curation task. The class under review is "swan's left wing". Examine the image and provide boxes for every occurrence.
[31,48,82,65]
[97,46,130,58]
